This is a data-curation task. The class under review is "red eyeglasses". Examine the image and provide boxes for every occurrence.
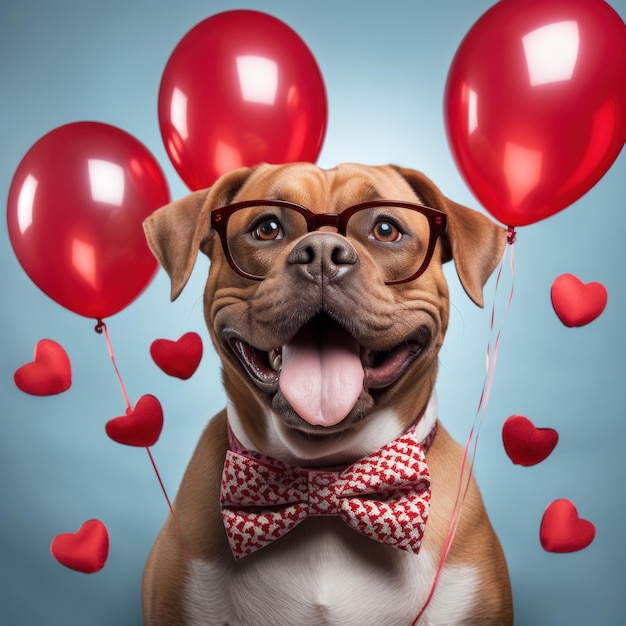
[210,199,447,285]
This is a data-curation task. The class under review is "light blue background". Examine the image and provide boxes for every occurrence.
[1,1,624,624]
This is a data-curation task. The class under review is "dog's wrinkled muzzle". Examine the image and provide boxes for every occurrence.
[223,230,431,431]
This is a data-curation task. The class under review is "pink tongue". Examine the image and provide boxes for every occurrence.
[279,323,364,427]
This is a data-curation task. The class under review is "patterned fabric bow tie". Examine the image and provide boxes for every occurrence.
[220,423,435,560]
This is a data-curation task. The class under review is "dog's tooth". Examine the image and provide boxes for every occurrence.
[269,349,282,372]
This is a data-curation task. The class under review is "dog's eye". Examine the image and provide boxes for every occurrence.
[252,219,282,241]
[371,221,402,243]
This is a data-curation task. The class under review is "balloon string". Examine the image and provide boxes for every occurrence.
[412,228,516,624]
[94,318,197,578]
[146,447,196,573]
[94,319,132,412]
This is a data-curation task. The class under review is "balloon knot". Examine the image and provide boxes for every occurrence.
[507,227,517,245]
[94,319,105,334]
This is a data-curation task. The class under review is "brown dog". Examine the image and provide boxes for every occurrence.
[142,162,513,625]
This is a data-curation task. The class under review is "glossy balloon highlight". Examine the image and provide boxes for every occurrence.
[445,0,626,226]
[158,10,328,190]
[7,122,170,319]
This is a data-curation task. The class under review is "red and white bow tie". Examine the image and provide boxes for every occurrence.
[220,422,436,560]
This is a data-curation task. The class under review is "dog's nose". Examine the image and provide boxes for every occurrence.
[288,232,358,282]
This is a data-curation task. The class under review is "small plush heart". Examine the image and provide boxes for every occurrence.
[14,339,71,396]
[150,332,203,379]
[105,394,163,447]
[540,499,595,553]
[50,519,109,573]
[502,415,558,466]
[551,273,608,327]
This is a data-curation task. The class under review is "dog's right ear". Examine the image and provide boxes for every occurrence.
[143,167,253,301]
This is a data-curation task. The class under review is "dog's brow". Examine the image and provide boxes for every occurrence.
[261,182,384,212]
[333,184,383,212]
[264,186,305,205]
[263,190,282,201]
[361,185,384,203]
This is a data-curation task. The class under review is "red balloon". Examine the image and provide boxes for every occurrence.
[158,10,328,190]
[7,122,170,319]
[445,0,626,227]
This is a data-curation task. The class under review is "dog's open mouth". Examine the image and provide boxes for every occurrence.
[225,315,427,428]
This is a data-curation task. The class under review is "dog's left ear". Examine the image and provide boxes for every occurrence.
[392,166,507,307]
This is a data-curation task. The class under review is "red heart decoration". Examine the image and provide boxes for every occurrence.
[50,519,109,573]
[502,415,558,466]
[540,499,595,553]
[551,273,608,327]
[150,332,203,379]
[105,394,163,447]
[14,339,71,396]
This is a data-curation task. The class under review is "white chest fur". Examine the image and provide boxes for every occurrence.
[184,518,478,626]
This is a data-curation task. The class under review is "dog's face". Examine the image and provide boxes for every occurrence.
[145,163,505,464]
